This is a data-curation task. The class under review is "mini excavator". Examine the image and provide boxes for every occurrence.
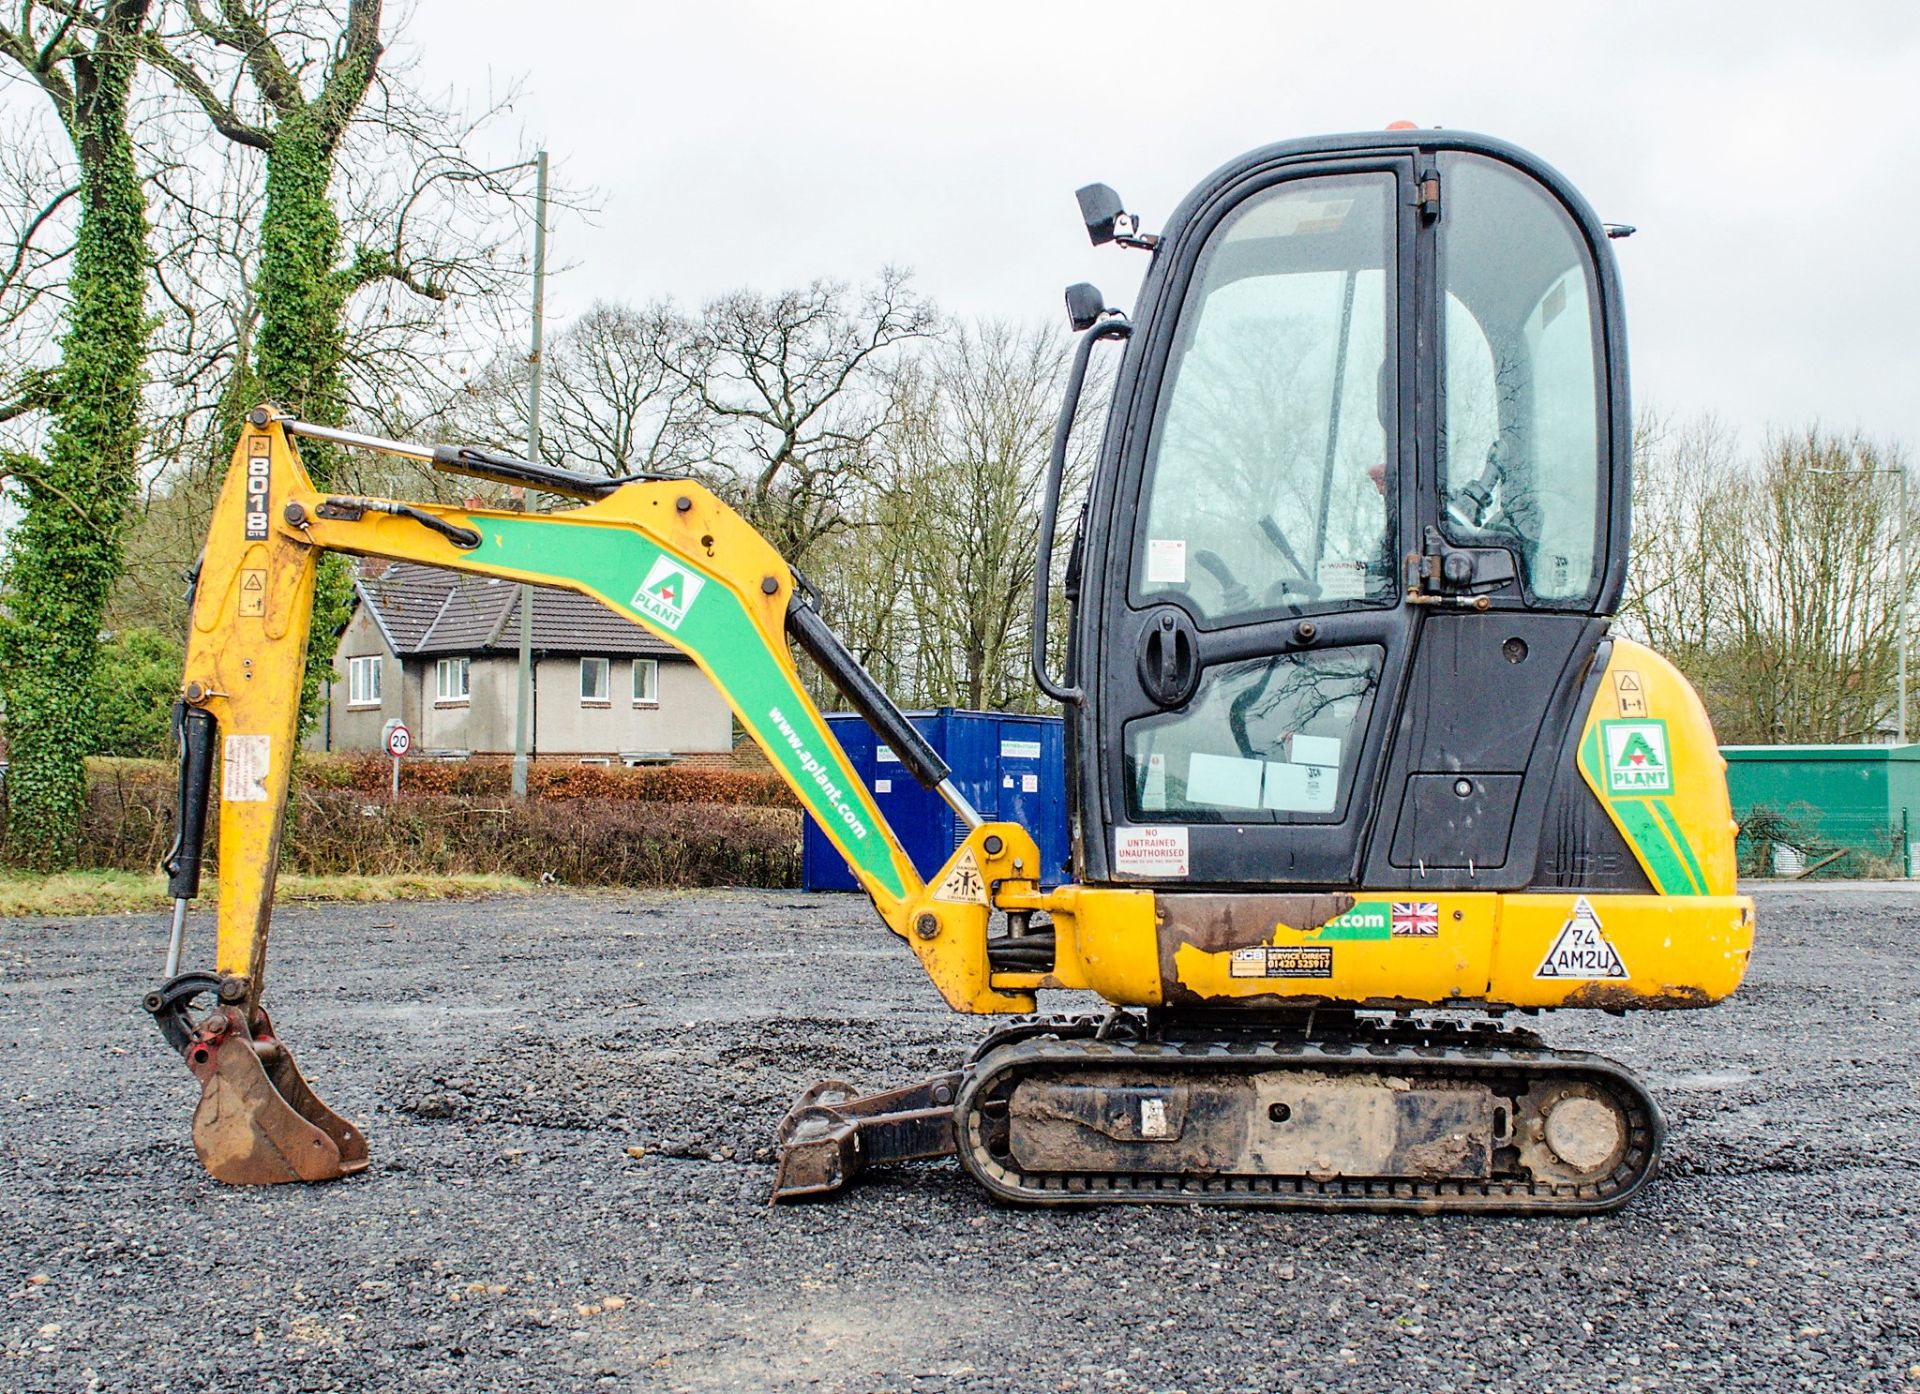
[148,129,1753,1212]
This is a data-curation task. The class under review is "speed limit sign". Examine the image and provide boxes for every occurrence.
[383,720,411,758]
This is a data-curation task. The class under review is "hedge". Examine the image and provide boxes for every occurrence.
[4,762,802,889]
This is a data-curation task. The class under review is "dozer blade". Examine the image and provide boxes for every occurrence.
[184,1004,368,1185]
[771,1072,962,1202]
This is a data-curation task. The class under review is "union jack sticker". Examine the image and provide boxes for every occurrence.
[1390,901,1439,937]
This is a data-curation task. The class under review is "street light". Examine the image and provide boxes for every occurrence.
[1812,462,1910,744]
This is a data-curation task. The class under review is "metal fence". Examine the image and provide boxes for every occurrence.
[1734,804,1915,879]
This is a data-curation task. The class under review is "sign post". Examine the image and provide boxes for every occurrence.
[382,719,411,801]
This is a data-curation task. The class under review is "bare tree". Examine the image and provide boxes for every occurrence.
[0,117,78,427]
[1624,418,1916,744]
[1618,410,1742,682]
[669,268,936,563]
[447,299,703,481]
[878,319,1080,709]
[1708,431,1912,744]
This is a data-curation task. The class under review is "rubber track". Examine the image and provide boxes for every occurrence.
[951,1023,1664,1214]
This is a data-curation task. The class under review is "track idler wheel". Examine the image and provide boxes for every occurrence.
[145,975,367,1185]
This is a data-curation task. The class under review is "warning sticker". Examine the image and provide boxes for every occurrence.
[222,734,271,803]
[1317,559,1367,601]
[1145,538,1187,585]
[1115,825,1188,877]
[1601,719,1673,796]
[238,568,267,617]
[1141,752,1167,811]
[933,848,988,905]
[1139,1097,1174,1139]
[1535,897,1628,980]
[1229,945,1334,979]
[1612,669,1647,718]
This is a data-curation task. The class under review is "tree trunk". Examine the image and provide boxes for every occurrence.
[0,36,149,868]
[252,118,357,725]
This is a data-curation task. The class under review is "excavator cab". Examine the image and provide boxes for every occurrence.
[1060,133,1635,892]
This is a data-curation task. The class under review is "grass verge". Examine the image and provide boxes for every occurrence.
[0,870,532,918]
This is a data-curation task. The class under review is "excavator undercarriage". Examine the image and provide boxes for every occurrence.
[774,1012,1661,1212]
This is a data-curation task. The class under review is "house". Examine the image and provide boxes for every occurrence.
[310,559,734,764]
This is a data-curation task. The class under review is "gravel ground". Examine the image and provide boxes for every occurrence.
[3,882,1917,1394]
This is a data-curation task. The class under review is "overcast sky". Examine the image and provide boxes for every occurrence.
[392,1,1918,453]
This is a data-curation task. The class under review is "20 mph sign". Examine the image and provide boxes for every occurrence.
[383,721,411,758]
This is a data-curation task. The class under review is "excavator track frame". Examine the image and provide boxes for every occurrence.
[948,1018,1662,1214]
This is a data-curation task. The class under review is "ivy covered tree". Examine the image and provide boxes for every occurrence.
[142,1,545,722]
[140,0,385,720]
[0,1,155,867]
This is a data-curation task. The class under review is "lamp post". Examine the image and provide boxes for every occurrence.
[1813,462,1909,744]
[511,150,549,799]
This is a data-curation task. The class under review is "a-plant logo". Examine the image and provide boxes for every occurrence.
[1601,719,1673,796]
[631,555,705,632]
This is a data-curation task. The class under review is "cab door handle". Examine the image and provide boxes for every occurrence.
[1139,608,1200,709]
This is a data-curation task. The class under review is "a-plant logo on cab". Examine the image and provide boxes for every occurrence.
[1601,719,1673,796]
[632,555,706,632]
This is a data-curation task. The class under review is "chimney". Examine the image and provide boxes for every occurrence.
[360,557,390,579]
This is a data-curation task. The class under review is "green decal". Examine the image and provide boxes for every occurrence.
[1601,719,1674,796]
[1582,721,1689,894]
[1312,900,1392,940]
[1652,799,1708,895]
[1612,802,1692,895]
[479,518,909,901]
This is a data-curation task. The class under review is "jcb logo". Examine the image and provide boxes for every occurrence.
[244,450,271,541]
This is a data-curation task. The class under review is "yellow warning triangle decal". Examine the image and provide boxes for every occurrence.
[932,847,988,905]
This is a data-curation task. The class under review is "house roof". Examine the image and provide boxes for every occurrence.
[354,560,680,659]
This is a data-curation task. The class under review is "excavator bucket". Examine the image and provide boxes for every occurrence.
[182,1004,367,1185]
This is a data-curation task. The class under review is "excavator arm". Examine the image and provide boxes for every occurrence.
[149,406,1037,1184]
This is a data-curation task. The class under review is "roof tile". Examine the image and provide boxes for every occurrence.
[354,560,678,658]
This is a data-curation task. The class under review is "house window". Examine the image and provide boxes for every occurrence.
[347,655,382,708]
[581,656,611,704]
[435,657,470,703]
[632,659,659,706]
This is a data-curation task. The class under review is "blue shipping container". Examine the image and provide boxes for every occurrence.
[801,708,1070,893]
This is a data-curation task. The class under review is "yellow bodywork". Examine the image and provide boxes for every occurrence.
[183,415,1752,1022]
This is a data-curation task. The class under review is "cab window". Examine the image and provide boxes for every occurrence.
[1124,648,1384,822]
[1438,155,1604,603]
[1133,172,1397,626]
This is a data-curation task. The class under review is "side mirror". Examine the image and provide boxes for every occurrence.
[1064,282,1106,333]
[1075,183,1127,246]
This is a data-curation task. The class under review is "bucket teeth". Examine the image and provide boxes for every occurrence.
[185,1005,368,1185]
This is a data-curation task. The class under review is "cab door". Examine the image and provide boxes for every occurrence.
[1089,157,1420,887]
[1075,139,1626,890]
